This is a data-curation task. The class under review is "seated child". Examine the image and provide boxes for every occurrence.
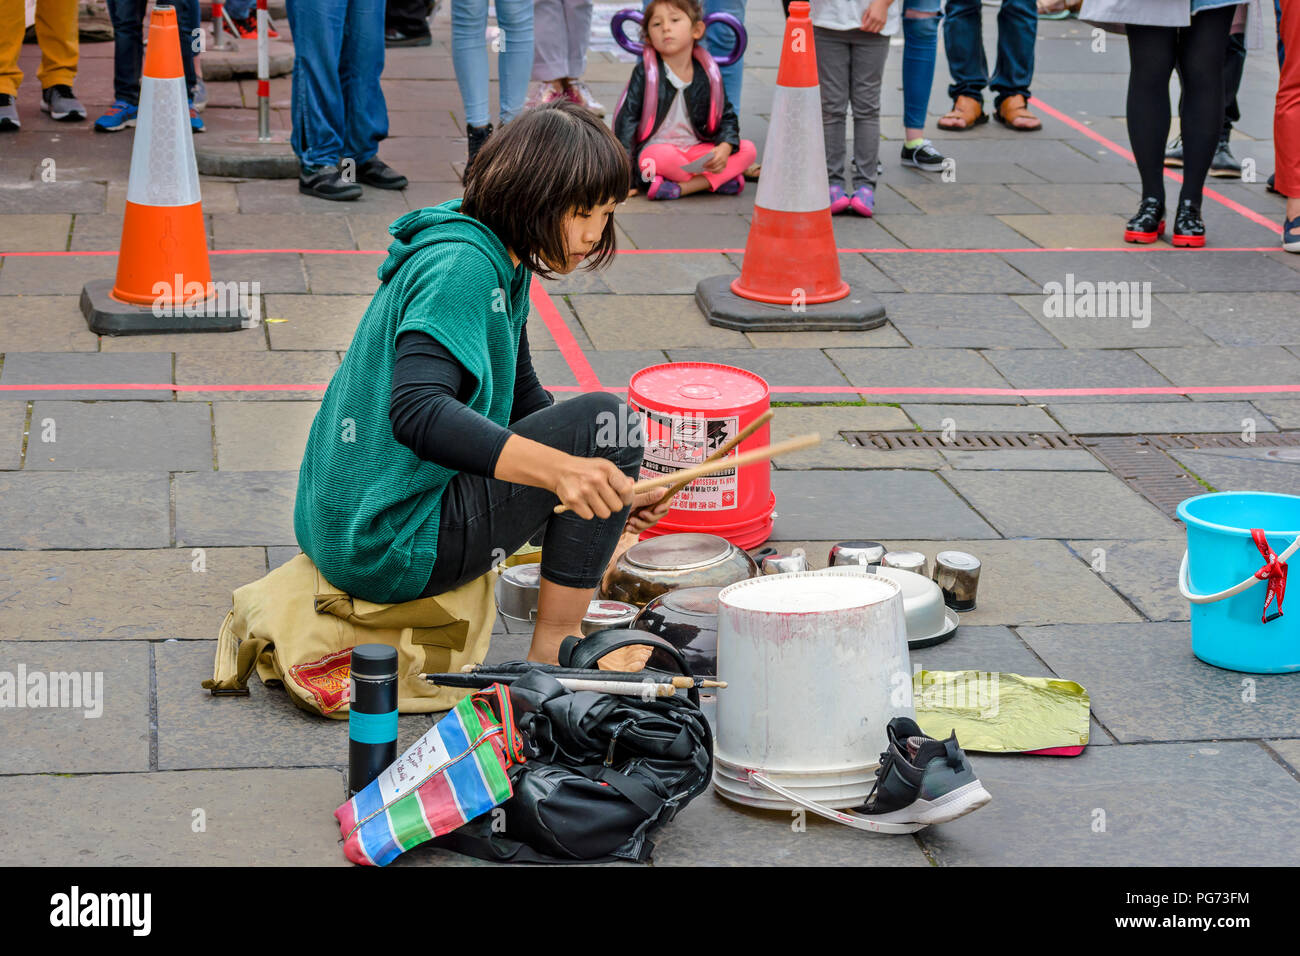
[811,0,899,216]
[612,0,757,200]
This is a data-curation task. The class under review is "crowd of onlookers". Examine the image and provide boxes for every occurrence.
[1,0,1295,249]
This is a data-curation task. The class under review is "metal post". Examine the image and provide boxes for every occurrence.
[257,0,271,141]
[211,0,239,51]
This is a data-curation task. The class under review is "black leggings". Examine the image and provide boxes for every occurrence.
[420,392,643,597]
[1126,5,1235,207]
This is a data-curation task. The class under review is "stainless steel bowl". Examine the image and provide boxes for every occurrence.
[760,552,809,575]
[828,540,886,567]
[603,532,759,607]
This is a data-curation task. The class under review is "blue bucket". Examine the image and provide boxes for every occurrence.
[1177,492,1300,674]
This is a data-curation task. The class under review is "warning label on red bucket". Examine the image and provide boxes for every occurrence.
[633,406,739,510]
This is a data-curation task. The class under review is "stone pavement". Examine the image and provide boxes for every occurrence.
[2,6,1299,867]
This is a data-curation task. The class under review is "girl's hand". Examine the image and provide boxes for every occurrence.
[552,455,635,520]
[625,487,671,534]
[861,0,891,32]
[703,143,733,173]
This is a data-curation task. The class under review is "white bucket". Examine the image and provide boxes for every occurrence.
[713,570,913,812]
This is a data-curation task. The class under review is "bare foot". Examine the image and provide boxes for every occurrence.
[596,643,653,672]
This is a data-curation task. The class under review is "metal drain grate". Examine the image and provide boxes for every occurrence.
[845,431,1081,450]
[1143,433,1300,450]
[1078,437,1207,519]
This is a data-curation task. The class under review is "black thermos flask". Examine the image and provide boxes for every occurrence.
[348,644,398,797]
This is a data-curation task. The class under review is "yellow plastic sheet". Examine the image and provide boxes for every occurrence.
[912,670,1090,753]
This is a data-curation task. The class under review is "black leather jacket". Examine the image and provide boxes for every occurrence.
[612,51,742,188]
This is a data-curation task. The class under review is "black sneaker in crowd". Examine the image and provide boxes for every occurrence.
[1164,135,1183,168]
[851,716,991,833]
[901,138,945,171]
[299,164,363,201]
[1210,139,1242,178]
[356,157,408,190]
[464,122,493,184]
[386,27,432,47]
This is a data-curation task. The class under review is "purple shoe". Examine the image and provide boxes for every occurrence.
[715,175,744,195]
[647,175,682,200]
[850,186,874,217]
[829,184,851,215]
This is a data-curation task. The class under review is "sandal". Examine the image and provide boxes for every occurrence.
[937,94,988,131]
[994,94,1042,131]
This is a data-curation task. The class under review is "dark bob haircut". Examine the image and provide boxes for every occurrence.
[642,0,703,41]
[461,101,630,279]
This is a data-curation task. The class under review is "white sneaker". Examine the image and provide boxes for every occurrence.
[567,80,605,116]
[523,80,565,110]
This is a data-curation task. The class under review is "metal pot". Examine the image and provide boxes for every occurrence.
[602,532,759,608]
[633,586,722,677]
[495,563,541,632]
[581,600,639,635]
[828,540,886,567]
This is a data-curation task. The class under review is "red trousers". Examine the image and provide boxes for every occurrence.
[1277,0,1300,197]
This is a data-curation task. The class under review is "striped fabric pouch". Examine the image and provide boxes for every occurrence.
[335,683,524,866]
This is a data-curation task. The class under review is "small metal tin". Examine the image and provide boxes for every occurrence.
[828,540,885,567]
[581,600,639,635]
[495,563,542,631]
[761,552,809,575]
[882,550,928,577]
[933,550,981,611]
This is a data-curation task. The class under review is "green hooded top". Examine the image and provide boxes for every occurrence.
[293,199,532,603]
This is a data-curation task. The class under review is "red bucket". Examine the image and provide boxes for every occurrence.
[628,362,774,550]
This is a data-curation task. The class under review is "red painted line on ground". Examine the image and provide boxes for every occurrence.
[1030,95,1284,236]
[5,382,1300,397]
[528,277,601,391]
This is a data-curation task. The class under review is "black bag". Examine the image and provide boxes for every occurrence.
[433,629,714,863]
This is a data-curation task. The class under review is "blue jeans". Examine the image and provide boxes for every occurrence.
[107,0,199,103]
[451,0,533,128]
[943,0,1035,108]
[902,0,941,131]
[225,0,255,19]
[703,0,747,113]
[287,0,388,167]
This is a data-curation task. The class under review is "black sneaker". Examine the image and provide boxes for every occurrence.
[1210,139,1242,178]
[851,717,991,833]
[901,138,945,171]
[355,157,408,190]
[298,164,363,201]
[385,27,432,47]
[1164,134,1183,168]
[464,122,493,184]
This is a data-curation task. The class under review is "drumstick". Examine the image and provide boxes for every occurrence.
[660,409,774,503]
[554,433,820,514]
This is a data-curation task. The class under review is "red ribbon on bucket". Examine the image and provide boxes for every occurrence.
[1251,528,1287,624]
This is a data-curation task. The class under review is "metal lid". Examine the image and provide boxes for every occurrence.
[935,550,981,570]
[626,533,731,571]
[583,600,639,625]
[350,644,397,680]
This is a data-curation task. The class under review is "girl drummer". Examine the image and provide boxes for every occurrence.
[293,102,669,665]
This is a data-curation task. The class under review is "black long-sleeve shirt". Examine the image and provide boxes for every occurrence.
[389,327,553,476]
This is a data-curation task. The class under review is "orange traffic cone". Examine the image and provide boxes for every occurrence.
[81,6,246,335]
[695,0,884,331]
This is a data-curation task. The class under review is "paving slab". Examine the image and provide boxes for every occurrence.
[1159,292,1300,348]
[99,325,270,352]
[212,213,356,251]
[302,252,386,295]
[997,250,1189,292]
[175,351,339,402]
[214,401,320,471]
[997,214,1130,248]
[883,294,1060,349]
[1267,740,1300,775]
[879,538,1142,626]
[0,547,266,641]
[585,350,671,389]
[917,742,1300,866]
[236,179,410,217]
[982,348,1179,403]
[939,448,1105,470]
[768,404,913,469]
[614,212,753,250]
[0,213,71,251]
[1065,539,1189,622]
[569,294,749,350]
[870,253,1041,294]
[770,471,998,540]
[944,470,1179,538]
[263,293,369,351]
[174,471,299,547]
[888,183,1046,216]
[1015,293,1210,349]
[1251,398,1300,430]
[0,295,99,351]
[0,769,349,866]
[0,640,149,773]
[1006,182,1142,215]
[600,251,737,295]
[1166,447,1300,496]
[664,348,851,404]
[0,402,25,470]
[1021,622,1300,742]
[878,213,1040,250]
[0,352,174,401]
[1045,400,1275,435]
[826,348,1022,404]
[1144,251,1300,292]
[529,351,579,388]
[266,546,300,571]
[208,252,311,294]
[157,641,434,770]
[0,472,170,548]
[901,403,1064,432]
[26,401,214,471]
[0,180,105,215]
[1137,346,1300,402]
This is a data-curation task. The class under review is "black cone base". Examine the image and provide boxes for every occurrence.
[695,274,888,332]
[81,278,248,335]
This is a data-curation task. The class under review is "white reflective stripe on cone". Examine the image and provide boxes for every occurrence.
[126,76,203,208]
[753,86,829,214]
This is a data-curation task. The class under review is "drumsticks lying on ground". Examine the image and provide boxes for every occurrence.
[557,430,820,515]
[597,409,775,591]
